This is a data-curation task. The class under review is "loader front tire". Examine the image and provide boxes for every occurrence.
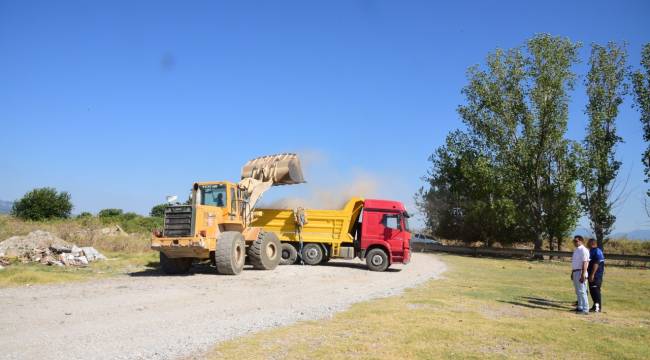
[280,243,298,265]
[248,232,281,270]
[215,231,246,275]
[301,243,323,265]
[159,252,192,275]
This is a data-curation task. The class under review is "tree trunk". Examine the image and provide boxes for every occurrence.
[595,226,605,250]
[549,236,556,260]
[533,232,544,260]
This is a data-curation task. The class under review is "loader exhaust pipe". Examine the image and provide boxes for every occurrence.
[241,153,305,186]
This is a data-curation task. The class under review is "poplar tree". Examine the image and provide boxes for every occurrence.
[458,34,580,251]
[579,43,628,248]
[632,43,650,198]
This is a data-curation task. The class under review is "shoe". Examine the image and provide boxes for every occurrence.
[591,304,600,313]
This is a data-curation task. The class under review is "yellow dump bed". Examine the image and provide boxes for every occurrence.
[251,197,364,246]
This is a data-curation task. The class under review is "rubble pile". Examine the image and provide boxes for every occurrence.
[0,230,106,268]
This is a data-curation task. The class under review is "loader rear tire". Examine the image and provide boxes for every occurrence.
[301,243,323,265]
[248,232,281,270]
[215,231,246,275]
[159,252,192,275]
[280,243,298,265]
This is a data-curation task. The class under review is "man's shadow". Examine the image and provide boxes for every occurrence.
[498,296,574,311]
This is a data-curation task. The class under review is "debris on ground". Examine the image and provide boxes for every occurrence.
[0,230,106,268]
[72,224,128,239]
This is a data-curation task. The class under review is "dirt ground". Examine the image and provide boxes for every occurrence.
[0,253,444,360]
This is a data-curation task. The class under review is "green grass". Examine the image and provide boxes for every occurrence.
[0,251,158,288]
[208,254,650,359]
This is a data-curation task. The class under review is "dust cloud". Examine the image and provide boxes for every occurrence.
[262,173,381,210]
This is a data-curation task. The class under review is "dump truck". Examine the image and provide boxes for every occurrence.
[151,153,305,275]
[252,197,411,271]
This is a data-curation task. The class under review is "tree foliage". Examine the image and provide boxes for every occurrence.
[579,42,628,248]
[419,34,581,249]
[98,208,124,219]
[11,187,73,221]
[150,204,167,218]
[632,43,650,197]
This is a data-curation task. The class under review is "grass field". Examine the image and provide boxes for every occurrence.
[208,254,650,360]
[0,251,157,288]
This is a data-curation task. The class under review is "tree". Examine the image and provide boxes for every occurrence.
[632,43,650,197]
[417,130,521,246]
[150,204,167,218]
[457,34,581,251]
[579,43,628,249]
[11,187,73,221]
[98,208,123,219]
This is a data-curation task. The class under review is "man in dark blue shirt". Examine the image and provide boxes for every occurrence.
[587,238,605,312]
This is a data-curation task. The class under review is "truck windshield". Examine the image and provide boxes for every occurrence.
[403,212,411,232]
[200,184,227,207]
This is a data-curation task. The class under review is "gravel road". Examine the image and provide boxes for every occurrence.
[0,253,444,360]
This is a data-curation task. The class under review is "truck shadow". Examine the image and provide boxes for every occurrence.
[497,296,574,311]
[319,262,402,272]
[128,262,401,276]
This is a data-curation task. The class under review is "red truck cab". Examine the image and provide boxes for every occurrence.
[357,199,411,271]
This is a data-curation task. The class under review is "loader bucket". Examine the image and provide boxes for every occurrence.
[241,153,305,185]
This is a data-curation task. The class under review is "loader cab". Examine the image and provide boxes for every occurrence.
[193,181,241,217]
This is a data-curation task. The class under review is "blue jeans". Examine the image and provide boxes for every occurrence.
[572,271,589,312]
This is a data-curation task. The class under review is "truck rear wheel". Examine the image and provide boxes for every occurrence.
[280,243,298,265]
[215,231,246,275]
[366,248,389,272]
[159,252,192,275]
[248,231,281,270]
[301,243,323,265]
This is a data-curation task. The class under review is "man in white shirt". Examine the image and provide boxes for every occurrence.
[571,235,590,315]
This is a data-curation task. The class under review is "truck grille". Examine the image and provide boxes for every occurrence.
[163,206,192,237]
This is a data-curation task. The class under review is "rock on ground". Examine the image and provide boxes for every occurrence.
[0,230,72,258]
[0,253,445,360]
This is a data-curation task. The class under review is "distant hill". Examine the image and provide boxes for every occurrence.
[612,229,650,241]
[0,200,13,214]
[574,227,650,241]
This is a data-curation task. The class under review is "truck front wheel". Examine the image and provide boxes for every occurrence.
[159,252,192,275]
[301,243,323,265]
[366,248,389,272]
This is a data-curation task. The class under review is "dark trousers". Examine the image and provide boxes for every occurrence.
[589,277,603,306]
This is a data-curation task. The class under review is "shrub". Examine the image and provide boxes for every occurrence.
[150,204,166,218]
[76,212,93,219]
[98,208,123,219]
[11,187,73,221]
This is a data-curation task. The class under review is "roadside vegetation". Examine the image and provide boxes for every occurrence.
[0,203,162,287]
[209,254,650,359]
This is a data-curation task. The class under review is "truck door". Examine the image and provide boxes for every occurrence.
[381,213,405,258]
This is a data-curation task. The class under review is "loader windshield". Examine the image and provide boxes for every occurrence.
[199,184,227,207]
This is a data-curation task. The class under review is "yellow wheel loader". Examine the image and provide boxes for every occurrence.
[151,153,304,275]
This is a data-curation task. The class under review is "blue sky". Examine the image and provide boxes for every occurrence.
[1,0,649,232]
